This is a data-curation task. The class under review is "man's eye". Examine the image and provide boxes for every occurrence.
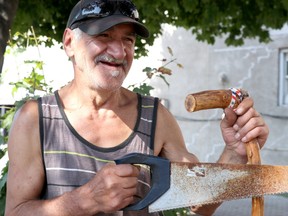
[125,37,135,44]
[98,34,109,38]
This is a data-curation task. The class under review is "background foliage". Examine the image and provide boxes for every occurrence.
[1,0,288,74]
[11,0,288,57]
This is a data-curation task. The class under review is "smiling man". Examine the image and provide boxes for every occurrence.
[5,0,269,216]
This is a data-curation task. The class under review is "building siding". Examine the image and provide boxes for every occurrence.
[150,25,288,165]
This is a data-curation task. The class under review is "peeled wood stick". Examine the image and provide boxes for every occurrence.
[246,139,264,216]
[185,89,263,216]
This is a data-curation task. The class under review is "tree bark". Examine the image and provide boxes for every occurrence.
[0,0,19,74]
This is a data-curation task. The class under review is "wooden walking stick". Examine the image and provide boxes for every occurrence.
[185,88,264,216]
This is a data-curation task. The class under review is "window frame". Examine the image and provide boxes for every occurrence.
[279,48,288,106]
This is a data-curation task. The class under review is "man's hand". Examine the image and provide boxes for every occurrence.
[220,97,269,162]
[77,163,140,214]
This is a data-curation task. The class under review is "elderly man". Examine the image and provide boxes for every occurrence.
[5,0,269,215]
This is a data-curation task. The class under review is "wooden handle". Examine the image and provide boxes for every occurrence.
[247,139,264,216]
[185,89,244,112]
[185,89,263,216]
[185,89,232,112]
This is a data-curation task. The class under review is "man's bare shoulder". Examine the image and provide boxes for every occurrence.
[157,102,176,123]
[154,103,183,152]
[8,99,41,150]
[154,102,199,162]
[7,98,42,170]
[13,99,39,124]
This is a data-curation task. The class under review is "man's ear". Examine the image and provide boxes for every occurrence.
[63,28,74,58]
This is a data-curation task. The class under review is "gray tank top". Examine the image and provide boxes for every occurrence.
[38,91,162,215]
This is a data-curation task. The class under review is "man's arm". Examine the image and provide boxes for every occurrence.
[5,100,48,215]
[5,100,83,215]
[154,97,269,215]
[5,100,140,216]
[153,103,222,215]
[153,102,199,162]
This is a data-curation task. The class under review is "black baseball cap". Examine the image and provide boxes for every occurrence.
[66,0,149,38]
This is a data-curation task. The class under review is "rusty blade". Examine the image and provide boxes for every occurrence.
[149,163,288,213]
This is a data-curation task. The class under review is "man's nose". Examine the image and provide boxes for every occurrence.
[107,39,126,59]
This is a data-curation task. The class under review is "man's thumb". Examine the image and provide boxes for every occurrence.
[221,108,237,128]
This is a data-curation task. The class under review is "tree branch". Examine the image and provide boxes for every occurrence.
[0,0,19,74]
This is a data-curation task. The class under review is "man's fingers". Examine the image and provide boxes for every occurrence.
[233,97,254,115]
[115,164,140,177]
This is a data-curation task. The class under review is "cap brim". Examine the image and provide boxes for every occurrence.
[78,15,149,38]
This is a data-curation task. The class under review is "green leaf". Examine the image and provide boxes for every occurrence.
[142,67,155,73]
[1,108,16,130]
[157,74,170,87]
[0,170,7,216]
[163,208,190,216]
[0,171,8,192]
[131,83,154,96]
[167,47,173,56]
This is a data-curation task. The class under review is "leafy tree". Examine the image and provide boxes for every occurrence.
[1,0,288,74]
[0,0,19,73]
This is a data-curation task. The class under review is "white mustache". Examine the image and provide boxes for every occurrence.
[95,55,127,66]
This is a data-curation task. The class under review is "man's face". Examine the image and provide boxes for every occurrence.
[69,23,136,92]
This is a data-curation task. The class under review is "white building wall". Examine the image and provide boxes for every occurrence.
[146,25,288,165]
